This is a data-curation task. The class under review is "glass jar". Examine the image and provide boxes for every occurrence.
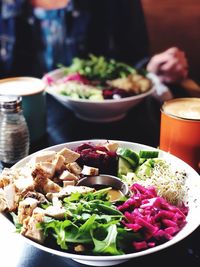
[0,96,30,165]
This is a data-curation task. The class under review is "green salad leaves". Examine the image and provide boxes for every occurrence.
[39,189,137,255]
[60,54,136,83]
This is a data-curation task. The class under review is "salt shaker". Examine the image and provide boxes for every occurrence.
[0,96,30,166]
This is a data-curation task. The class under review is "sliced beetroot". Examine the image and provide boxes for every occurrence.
[132,241,148,251]
[103,88,134,99]
[75,143,118,175]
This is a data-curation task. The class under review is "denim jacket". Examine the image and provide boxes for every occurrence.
[0,0,149,78]
[0,0,25,75]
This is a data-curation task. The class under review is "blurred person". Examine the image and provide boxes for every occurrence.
[11,0,150,77]
[1,0,188,88]
[0,0,24,77]
[11,0,69,77]
[147,47,188,84]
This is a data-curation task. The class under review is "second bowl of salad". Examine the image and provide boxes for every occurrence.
[43,55,155,122]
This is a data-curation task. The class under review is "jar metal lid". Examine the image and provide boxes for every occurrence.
[0,95,22,112]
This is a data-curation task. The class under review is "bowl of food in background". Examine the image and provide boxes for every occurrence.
[43,55,155,122]
[0,139,200,266]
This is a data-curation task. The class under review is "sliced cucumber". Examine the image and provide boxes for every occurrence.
[118,157,133,176]
[139,150,159,159]
[117,148,139,168]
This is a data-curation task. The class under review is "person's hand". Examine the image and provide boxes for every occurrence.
[146,47,188,84]
[31,0,69,10]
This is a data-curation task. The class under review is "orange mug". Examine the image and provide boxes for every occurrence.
[160,98,200,173]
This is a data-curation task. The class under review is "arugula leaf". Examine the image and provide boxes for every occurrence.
[64,192,81,202]
[78,214,96,235]
[42,218,94,249]
[97,203,123,216]
[10,212,23,233]
[92,224,123,255]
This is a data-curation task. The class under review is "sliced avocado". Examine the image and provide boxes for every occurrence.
[118,157,133,177]
[135,159,155,177]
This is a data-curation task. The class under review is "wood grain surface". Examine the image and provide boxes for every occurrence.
[142,0,200,82]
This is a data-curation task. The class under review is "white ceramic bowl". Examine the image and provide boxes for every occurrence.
[2,140,200,266]
[43,69,155,122]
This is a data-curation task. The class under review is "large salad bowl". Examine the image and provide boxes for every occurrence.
[43,60,155,122]
[0,140,200,266]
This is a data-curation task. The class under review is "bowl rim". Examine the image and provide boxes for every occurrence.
[4,139,200,262]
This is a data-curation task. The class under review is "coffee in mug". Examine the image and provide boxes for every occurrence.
[0,77,46,143]
[160,98,200,173]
